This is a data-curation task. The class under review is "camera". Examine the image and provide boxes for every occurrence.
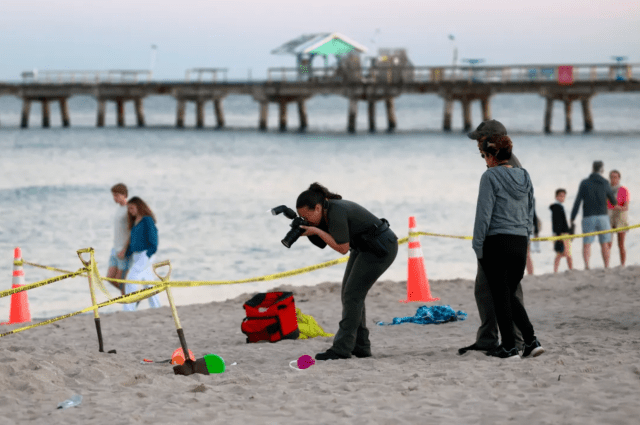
[271,205,310,248]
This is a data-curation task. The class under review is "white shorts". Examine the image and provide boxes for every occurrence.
[123,251,162,312]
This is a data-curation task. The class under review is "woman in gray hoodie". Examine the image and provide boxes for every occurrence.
[472,135,545,360]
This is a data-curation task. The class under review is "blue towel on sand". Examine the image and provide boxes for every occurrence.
[377,305,467,326]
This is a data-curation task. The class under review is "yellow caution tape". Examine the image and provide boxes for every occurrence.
[407,222,640,243]
[15,260,86,277]
[0,282,169,338]
[0,269,88,299]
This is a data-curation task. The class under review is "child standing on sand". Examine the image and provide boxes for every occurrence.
[550,189,573,273]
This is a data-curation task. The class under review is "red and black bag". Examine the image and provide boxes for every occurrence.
[241,292,300,343]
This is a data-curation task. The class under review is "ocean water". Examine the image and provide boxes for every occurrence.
[0,92,639,319]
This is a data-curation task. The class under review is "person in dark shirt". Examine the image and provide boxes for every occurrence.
[118,196,162,311]
[570,161,617,269]
[550,188,573,273]
[295,183,398,361]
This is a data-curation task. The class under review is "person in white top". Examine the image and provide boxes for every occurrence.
[107,183,130,295]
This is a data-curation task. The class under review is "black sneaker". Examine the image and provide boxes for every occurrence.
[522,338,545,358]
[486,345,520,360]
[458,343,494,355]
[351,347,372,358]
[315,349,350,361]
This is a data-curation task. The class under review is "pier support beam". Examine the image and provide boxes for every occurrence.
[176,100,186,128]
[21,100,31,129]
[41,100,50,128]
[116,100,125,127]
[368,101,376,132]
[259,102,268,131]
[564,99,572,133]
[462,99,472,132]
[443,98,453,131]
[581,97,593,133]
[60,98,70,127]
[135,98,145,127]
[214,99,225,128]
[279,101,287,131]
[544,98,553,134]
[481,97,491,121]
[297,100,307,131]
[386,98,397,131]
[348,99,358,133]
[196,100,205,128]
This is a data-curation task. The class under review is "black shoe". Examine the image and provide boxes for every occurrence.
[486,345,520,360]
[458,343,494,355]
[522,338,545,358]
[315,349,350,361]
[351,347,372,358]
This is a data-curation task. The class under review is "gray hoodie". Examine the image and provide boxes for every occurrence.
[473,166,534,259]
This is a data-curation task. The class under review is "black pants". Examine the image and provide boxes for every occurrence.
[474,260,525,350]
[330,229,398,357]
[480,234,535,350]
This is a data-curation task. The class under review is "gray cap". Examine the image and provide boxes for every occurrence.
[467,119,508,140]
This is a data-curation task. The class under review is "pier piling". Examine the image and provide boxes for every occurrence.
[481,97,491,121]
[116,100,125,127]
[386,98,397,131]
[259,101,268,131]
[135,98,145,127]
[41,100,50,128]
[348,99,358,133]
[279,100,287,131]
[214,99,225,128]
[297,100,307,131]
[368,101,376,132]
[60,98,70,127]
[462,99,472,132]
[544,98,553,134]
[196,100,205,128]
[581,97,593,132]
[176,100,186,128]
[96,100,106,127]
[20,100,31,129]
[564,99,572,133]
[443,98,453,131]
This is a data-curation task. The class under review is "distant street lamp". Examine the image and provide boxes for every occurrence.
[149,45,158,78]
[448,35,458,68]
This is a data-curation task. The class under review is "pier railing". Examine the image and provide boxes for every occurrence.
[20,70,153,84]
[267,63,640,84]
[184,68,228,83]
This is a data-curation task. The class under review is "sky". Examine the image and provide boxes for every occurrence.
[0,0,639,81]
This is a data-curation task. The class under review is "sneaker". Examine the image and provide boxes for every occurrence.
[458,343,495,355]
[522,338,545,358]
[486,345,520,360]
[315,349,350,361]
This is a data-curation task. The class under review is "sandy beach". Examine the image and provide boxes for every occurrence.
[1,265,639,425]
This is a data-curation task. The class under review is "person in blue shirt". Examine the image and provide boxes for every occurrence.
[117,196,162,311]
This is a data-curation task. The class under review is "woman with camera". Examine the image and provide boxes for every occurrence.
[296,183,398,361]
[472,135,544,359]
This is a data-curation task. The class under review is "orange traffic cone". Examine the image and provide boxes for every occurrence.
[6,247,31,324]
[401,217,439,303]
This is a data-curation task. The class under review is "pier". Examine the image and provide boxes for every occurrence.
[0,63,638,133]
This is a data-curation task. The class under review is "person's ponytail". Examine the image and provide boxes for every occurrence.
[296,182,342,209]
[308,182,342,200]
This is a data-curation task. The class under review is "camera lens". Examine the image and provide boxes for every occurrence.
[282,227,305,249]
